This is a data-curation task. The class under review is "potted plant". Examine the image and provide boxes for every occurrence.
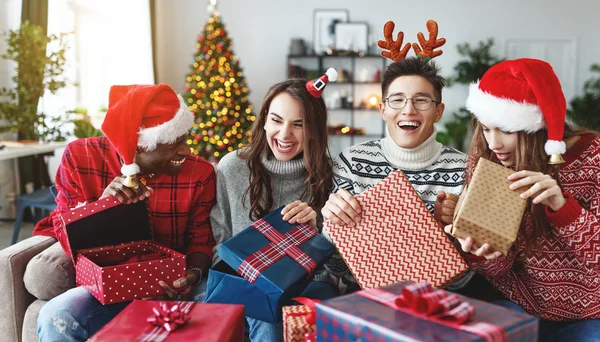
[0,20,71,142]
[437,39,504,152]
[567,64,600,131]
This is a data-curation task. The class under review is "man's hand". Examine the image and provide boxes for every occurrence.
[320,189,362,226]
[100,176,153,204]
[434,191,459,226]
[282,200,317,231]
[158,269,200,300]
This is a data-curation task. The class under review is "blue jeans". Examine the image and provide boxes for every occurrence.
[38,280,208,342]
[246,317,283,342]
[493,299,600,342]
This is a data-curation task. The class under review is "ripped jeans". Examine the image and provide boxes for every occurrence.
[37,281,207,342]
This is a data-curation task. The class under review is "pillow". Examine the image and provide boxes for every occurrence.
[24,242,75,300]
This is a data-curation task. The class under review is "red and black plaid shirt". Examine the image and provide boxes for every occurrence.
[34,137,216,259]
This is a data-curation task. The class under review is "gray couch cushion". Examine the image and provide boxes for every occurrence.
[24,242,75,300]
[0,236,56,342]
[22,299,46,342]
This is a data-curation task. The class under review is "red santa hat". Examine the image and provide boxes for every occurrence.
[101,84,194,178]
[305,68,338,98]
[466,58,567,161]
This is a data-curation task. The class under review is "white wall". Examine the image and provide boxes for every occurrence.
[155,0,600,121]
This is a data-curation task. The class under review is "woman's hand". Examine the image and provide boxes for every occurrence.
[282,200,317,231]
[508,170,566,211]
[444,225,503,260]
[100,176,153,204]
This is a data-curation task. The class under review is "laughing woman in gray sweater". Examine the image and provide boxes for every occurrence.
[209,75,336,342]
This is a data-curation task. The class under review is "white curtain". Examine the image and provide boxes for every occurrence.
[44,0,154,129]
[0,0,23,218]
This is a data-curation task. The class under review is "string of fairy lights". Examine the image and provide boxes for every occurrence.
[184,0,255,160]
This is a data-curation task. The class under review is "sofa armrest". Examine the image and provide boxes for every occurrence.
[0,236,57,342]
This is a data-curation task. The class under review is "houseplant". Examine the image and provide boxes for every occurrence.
[437,39,504,152]
[0,20,71,141]
[567,64,600,131]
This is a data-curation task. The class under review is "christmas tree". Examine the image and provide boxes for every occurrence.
[183,0,255,161]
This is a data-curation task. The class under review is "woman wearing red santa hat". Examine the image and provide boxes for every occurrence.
[36,84,216,341]
[444,58,600,341]
[208,70,338,341]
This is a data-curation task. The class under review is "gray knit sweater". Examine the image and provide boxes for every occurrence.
[210,150,309,263]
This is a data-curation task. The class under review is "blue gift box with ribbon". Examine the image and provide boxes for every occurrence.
[204,206,335,323]
[316,281,538,342]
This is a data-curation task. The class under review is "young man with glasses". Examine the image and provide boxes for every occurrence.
[316,57,474,295]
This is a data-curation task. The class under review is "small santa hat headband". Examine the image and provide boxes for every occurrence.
[306,68,338,98]
[101,84,194,187]
[378,20,446,63]
[466,58,567,164]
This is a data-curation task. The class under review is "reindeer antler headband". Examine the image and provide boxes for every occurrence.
[377,20,446,63]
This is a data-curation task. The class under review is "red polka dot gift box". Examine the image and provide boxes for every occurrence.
[60,197,186,305]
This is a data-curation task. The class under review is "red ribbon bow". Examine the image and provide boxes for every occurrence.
[397,282,474,324]
[147,302,193,332]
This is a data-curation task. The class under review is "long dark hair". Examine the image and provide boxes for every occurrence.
[239,79,333,221]
[468,120,598,252]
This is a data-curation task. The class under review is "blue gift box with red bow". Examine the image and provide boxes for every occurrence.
[204,206,335,323]
[316,281,538,342]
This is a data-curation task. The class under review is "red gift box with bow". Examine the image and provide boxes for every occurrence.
[60,197,186,304]
[89,300,245,341]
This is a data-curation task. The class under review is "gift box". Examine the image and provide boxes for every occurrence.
[322,169,468,290]
[283,298,319,342]
[88,300,245,341]
[316,281,538,342]
[61,197,186,304]
[452,158,527,254]
[204,206,335,323]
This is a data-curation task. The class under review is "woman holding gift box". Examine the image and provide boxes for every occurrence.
[446,58,600,341]
[209,73,337,341]
[36,84,216,341]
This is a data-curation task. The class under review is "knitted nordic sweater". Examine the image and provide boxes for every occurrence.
[463,134,600,321]
[317,131,471,294]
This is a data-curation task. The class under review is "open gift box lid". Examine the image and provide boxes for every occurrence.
[60,197,151,260]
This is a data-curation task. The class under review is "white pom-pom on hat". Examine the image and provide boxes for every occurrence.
[325,68,338,83]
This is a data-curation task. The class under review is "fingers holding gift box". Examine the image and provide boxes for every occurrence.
[322,169,469,290]
[61,197,187,304]
[450,158,528,255]
[204,206,335,323]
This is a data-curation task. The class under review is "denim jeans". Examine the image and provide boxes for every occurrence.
[493,299,600,342]
[240,281,338,342]
[38,280,208,342]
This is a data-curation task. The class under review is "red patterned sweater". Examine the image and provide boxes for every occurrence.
[33,137,216,259]
[463,134,600,321]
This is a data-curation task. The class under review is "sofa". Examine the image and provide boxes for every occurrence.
[0,236,75,342]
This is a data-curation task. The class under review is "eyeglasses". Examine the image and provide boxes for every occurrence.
[384,94,440,111]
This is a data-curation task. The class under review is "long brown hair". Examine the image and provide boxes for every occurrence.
[239,79,333,221]
[467,120,598,252]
